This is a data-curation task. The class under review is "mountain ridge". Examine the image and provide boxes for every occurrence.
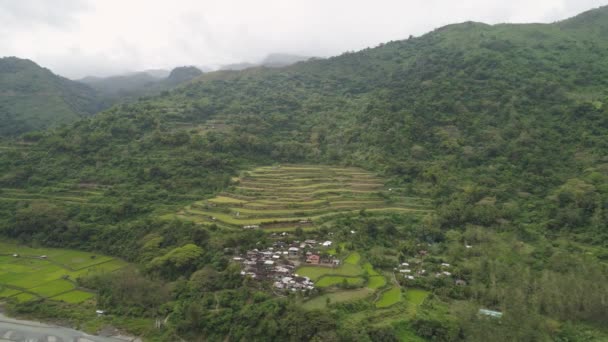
[1,6,607,341]
[0,56,101,136]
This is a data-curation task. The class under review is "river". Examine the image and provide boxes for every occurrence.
[0,313,126,342]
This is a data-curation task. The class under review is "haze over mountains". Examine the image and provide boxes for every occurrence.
[0,5,607,342]
[0,53,315,136]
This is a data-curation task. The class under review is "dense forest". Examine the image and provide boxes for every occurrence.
[1,6,608,342]
[0,57,101,136]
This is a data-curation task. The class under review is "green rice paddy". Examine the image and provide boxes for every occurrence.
[376,286,403,308]
[297,262,363,281]
[367,276,387,289]
[316,276,365,288]
[0,241,127,304]
[301,288,373,310]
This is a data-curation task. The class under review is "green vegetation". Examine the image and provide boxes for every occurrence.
[0,57,101,136]
[0,242,126,303]
[344,252,361,265]
[80,66,204,108]
[367,276,386,289]
[176,166,430,229]
[405,289,429,314]
[0,6,607,341]
[316,276,365,288]
[297,263,363,281]
[376,286,402,308]
[301,288,373,310]
[50,290,95,304]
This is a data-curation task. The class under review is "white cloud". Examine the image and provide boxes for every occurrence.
[0,0,605,78]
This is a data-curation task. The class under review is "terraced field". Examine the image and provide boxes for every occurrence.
[173,165,432,230]
[0,186,107,207]
[0,242,126,303]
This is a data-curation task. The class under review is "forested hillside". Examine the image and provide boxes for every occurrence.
[1,6,608,342]
[0,57,101,136]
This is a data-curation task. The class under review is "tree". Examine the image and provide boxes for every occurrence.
[148,244,204,279]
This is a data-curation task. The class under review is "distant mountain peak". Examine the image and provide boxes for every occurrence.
[260,53,313,67]
[166,66,204,84]
[558,5,608,30]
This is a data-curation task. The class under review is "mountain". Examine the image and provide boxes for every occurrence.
[219,61,258,71]
[2,6,608,342]
[220,53,314,70]
[260,53,313,67]
[0,57,101,136]
[163,66,203,85]
[79,72,161,96]
[78,65,203,105]
[140,69,171,78]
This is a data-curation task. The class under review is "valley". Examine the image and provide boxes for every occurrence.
[0,4,607,341]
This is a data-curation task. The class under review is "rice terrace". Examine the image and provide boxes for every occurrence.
[169,164,434,334]
[172,165,433,231]
[0,242,126,304]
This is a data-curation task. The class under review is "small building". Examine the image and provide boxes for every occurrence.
[479,309,503,318]
[306,254,320,264]
[275,266,290,274]
[288,247,299,257]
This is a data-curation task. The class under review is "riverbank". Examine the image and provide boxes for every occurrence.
[0,311,136,342]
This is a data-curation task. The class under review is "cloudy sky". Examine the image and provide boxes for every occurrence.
[0,0,605,79]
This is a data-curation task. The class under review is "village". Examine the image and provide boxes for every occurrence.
[233,238,339,292]
[395,245,468,287]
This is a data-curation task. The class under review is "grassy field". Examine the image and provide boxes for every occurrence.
[316,276,365,288]
[301,288,373,310]
[405,288,430,314]
[297,263,363,281]
[362,262,380,276]
[376,286,402,308]
[50,290,96,304]
[0,242,127,303]
[344,252,361,265]
[367,276,387,289]
[173,165,432,229]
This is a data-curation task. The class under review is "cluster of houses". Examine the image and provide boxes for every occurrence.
[396,249,466,286]
[233,239,338,292]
